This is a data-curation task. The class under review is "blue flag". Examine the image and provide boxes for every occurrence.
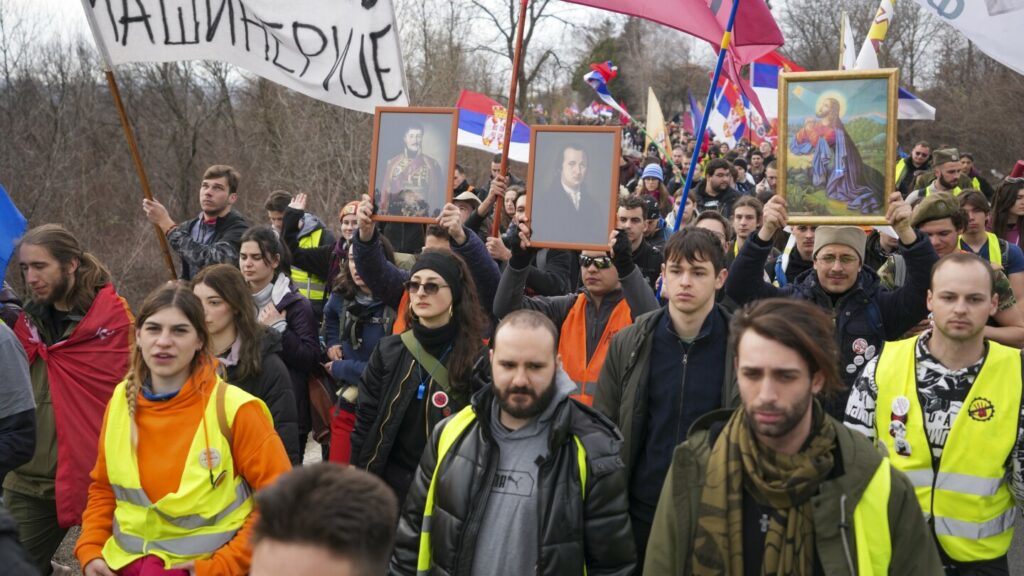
[0,184,27,280]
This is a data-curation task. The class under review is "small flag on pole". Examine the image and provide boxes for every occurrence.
[583,61,631,120]
[0,184,27,280]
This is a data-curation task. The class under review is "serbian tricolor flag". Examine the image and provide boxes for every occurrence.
[751,51,806,120]
[583,61,631,120]
[455,90,530,163]
[707,79,747,147]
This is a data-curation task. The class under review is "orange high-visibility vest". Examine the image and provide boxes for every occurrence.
[392,292,410,334]
[558,295,632,406]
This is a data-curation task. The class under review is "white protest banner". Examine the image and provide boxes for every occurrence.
[80,0,409,114]
[910,0,1024,77]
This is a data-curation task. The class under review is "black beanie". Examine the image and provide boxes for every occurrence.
[410,250,464,303]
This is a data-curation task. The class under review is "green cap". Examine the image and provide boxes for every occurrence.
[931,148,960,168]
[911,191,959,228]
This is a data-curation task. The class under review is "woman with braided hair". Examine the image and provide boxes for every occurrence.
[75,284,291,576]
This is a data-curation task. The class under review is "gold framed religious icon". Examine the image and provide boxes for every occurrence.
[525,125,621,251]
[368,107,458,224]
[777,68,898,225]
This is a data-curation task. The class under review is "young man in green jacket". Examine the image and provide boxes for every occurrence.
[644,298,942,575]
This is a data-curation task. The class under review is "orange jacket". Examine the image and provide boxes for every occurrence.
[392,291,410,334]
[75,359,292,576]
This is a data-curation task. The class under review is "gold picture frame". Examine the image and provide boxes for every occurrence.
[367,106,458,224]
[777,68,899,225]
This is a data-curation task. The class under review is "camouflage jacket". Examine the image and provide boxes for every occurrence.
[166,209,249,280]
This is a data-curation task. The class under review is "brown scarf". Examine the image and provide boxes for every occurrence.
[692,401,836,575]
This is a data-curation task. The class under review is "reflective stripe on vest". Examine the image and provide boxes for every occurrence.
[100,379,268,569]
[416,407,588,575]
[291,228,326,301]
[958,233,1004,268]
[853,458,893,576]
[392,291,410,335]
[925,184,962,197]
[875,336,1021,561]
[558,295,632,406]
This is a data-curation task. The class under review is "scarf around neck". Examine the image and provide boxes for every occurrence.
[693,401,836,576]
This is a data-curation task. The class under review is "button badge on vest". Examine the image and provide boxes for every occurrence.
[890,396,912,457]
[199,448,222,469]
[432,391,451,417]
[967,397,995,422]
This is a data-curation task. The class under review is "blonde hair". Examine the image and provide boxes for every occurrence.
[126,284,210,449]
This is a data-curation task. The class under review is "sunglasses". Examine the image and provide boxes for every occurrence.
[580,255,613,270]
[403,280,450,295]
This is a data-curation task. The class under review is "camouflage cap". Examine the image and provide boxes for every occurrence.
[911,191,959,228]
[931,148,960,168]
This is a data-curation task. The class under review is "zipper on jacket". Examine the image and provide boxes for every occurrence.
[534,453,551,576]
[366,361,417,470]
[675,350,690,441]
[424,375,433,440]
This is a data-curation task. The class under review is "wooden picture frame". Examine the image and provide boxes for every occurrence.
[777,68,899,225]
[525,125,621,251]
[367,107,458,224]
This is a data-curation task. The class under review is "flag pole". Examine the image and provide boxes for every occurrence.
[839,11,848,70]
[81,1,177,280]
[492,0,530,237]
[671,0,742,235]
[105,71,178,280]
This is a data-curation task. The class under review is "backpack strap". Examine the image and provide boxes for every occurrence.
[400,331,451,393]
[216,379,233,446]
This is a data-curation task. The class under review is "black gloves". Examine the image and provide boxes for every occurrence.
[612,229,635,278]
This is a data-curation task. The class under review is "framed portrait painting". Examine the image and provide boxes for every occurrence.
[777,68,898,225]
[525,126,621,251]
[367,107,458,224]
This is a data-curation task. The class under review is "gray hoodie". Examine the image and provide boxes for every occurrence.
[470,370,576,576]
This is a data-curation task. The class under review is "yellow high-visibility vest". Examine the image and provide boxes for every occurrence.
[101,379,270,570]
[895,157,910,184]
[875,336,1021,561]
[925,184,963,197]
[853,458,894,575]
[959,232,1004,268]
[291,228,326,302]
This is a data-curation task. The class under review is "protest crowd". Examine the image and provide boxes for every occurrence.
[4,117,1024,576]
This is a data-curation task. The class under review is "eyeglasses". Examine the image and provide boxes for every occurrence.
[580,255,613,270]
[403,280,450,295]
[817,255,859,266]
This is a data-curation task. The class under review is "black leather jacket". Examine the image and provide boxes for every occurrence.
[389,374,636,576]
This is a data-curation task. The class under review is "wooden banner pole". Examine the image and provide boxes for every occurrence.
[104,70,178,280]
[491,0,530,238]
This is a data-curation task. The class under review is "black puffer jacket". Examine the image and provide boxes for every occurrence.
[350,332,487,500]
[390,374,636,576]
[221,330,301,465]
